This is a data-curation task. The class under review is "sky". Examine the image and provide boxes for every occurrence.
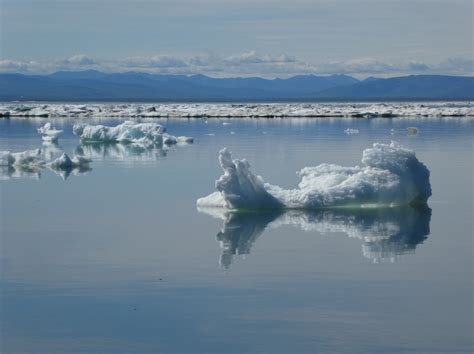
[0,0,472,78]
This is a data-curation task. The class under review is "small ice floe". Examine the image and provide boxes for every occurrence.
[73,121,193,146]
[390,128,397,135]
[48,153,92,180]
[230,131,236,135]
[37,122,63,142]
[0,148,92,181]
[344,128,359,135]
[222,122,232,126]
[197,142,431,210]
[407,127,419,136]
[0,149,45,169]
[176,136,194,144]
[73,121,165,145]
[49,153,91,170]
[207,133,216,136]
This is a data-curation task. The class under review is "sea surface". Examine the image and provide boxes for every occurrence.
[0,115,473,353]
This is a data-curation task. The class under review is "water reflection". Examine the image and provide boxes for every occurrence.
[0,165,41,180]
[1,142,172,181]
[198,206,431,268]
[75,142,167,162]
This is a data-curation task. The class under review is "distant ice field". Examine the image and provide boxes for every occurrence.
[0,101,472,118]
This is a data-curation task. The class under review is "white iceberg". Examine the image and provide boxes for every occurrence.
[73,121,165,145]
[0,149,45,169]
[0,148,92,181]
[37,122,63,142]
[197,142,431,210]
[48,153,92,180]
[73,121,193,146]
[49,153,91,170]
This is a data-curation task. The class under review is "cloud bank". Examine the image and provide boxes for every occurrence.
[1,52,472,78]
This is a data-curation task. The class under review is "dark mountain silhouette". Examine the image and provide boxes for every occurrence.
[318,75,474,100]
[0,71,472,101]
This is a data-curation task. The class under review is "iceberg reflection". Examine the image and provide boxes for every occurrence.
[198,206,431,268]
[0,165,41,181]
[75,142,167,162]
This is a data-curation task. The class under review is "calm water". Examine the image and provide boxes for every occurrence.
[0,116,473,353]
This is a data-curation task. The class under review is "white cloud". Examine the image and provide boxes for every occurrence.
[61,54,96,66]
[0,53,472,78]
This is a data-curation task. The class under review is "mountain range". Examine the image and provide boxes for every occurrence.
[0,70,472,101]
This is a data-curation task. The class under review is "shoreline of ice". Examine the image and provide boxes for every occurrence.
[0,102,472,118]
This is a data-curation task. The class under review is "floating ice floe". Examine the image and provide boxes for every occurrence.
[37,122,63,142]
[72,121,193,146]
[0,148,92,181]
[407,127,419,135]
[197,142,431,210]
[1,102,472,118]
[48,153,92,180]
[344,128,359,135]
[0,149,45,169]
[198,206,431,268]
[49,153,91,170]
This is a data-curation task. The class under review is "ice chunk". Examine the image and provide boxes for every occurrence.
[197,142,431,210]
[73,121,166,145]
[37,122,63,142]
[344,128,359,135]
[8,149,46,169]
[49,153,91,170]
[0,149,46,180]
[73,121,194,146]
[176,136,194,144]
[48,153,92,180]
[407,127,419,135]
[198,148,284,210]
[0,148,92,181]
[0,151,15,166]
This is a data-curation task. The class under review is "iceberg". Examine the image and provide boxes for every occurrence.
[0,148,92,181]
[73,121,166,145]
[49,153,91,170]
[0,149,45,169]
[197,206,431,268]
[72,121,193,146]
[37,122,63,142]
[48,153,92,180]
[197,142,431,210]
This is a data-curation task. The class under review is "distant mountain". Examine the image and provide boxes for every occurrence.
[0,71,472,101]
[318,75,474,100]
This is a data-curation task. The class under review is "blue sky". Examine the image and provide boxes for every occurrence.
[0,0,472,77]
